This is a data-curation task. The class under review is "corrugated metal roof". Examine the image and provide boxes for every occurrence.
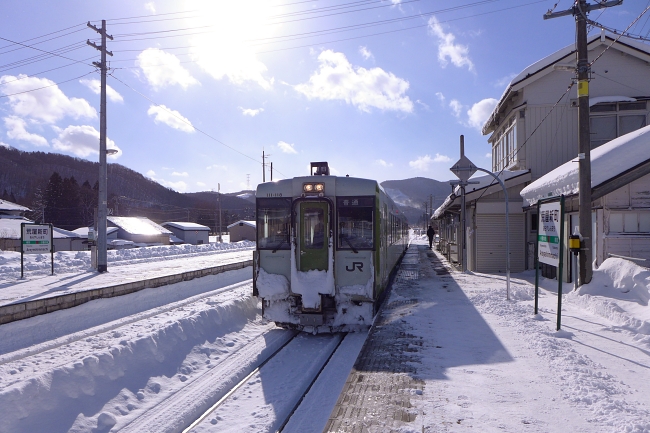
[0,199,30,212]
[162,222,210,231]
[227,220,256,229]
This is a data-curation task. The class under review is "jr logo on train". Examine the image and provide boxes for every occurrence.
[253,162,408,333]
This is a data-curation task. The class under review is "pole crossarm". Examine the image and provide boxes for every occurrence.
[544,0,623,20]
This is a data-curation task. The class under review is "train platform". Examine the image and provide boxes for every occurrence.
[0,249,253,324]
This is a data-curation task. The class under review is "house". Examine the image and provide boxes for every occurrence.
[0,199,30,217]
[0,217,85,252]
[161,222,210,245]
[227,220,256,242]
[107,216,171,246]
[521,125,650,282]
[434,33,650,273]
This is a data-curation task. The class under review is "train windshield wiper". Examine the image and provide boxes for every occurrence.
[271,239,288,253]
[340,235,358,254]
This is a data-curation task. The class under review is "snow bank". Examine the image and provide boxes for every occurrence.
[256,268,290,301]
[289,240,335,309]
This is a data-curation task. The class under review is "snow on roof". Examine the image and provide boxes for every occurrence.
[589,96,636,107]
[521,124,650,206]
[0,218,81,239]
[72,226,118,238]
[108,216,172,235]
[0,199,30,212]
[227,220,256,229]
[483,33,650,134]
[162,222,210,231]
[433,170,530,219]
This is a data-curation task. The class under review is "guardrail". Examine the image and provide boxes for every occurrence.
[0,260,253,325]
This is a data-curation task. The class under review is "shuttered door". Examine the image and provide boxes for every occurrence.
[476,214,525,273]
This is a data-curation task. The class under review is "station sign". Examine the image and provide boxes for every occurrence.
[22,224,53,254]
[538,202,561,267]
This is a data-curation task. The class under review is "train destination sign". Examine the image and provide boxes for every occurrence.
[538,202,561,267]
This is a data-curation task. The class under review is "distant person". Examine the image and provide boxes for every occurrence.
[427,225,435,249]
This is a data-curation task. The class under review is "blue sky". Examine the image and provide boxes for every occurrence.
[0,0,647,193]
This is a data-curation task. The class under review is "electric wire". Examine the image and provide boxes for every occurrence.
[0,70,97,98]
[0,35,94,69]
[108,72,288,178]
[587,5,650,66]
[0,22,86,51]
[0,28,88,56]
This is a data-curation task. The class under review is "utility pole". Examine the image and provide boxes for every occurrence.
[218,183,222,243]
[270,162,273,182]
[544,0,622,285]
[87,20,113,273]
[262,150,270,183]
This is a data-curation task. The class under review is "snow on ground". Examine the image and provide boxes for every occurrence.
[0,238,649,432]
[0,241,254,284]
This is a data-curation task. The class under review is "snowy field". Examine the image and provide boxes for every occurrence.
[0,237,649,432]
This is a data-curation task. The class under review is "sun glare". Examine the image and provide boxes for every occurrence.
[185,0,278,89]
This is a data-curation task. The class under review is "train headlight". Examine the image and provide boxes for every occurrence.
[303,183,314,192]
[315,183,324,192]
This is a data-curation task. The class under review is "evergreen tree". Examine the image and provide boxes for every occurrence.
[79,180,96,226]
[44,172,63,225]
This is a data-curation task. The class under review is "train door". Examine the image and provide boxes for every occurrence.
[298,202,329,271]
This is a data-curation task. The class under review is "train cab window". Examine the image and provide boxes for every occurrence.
[337,196,374,250]
[256,198,291,250]
[303,207,325,249]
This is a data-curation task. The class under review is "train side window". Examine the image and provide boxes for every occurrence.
[338,207,374,250]
[256,198,291,250]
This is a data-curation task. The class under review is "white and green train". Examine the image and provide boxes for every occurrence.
[253,162,408,333]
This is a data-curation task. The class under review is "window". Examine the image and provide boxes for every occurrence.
[591,101,647,149]
[337,196,375,250]
[256,198,291,250]
[303,207,325,249]
[609,211,650,233]
[491,116,517,171]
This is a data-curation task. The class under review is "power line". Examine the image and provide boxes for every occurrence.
[0,22,86,51]
[0,70,96,99]
[108,72,288,178]
[0,35,94,68]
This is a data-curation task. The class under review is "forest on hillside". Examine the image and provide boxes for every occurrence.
[0,147,255,231]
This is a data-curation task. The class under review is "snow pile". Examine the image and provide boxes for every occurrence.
[0,241,255,282]
[0,283,262,433]
[289,240,335,309]
[256,268,290,301]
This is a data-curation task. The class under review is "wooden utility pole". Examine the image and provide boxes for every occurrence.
[87,20,113,273]
[544,0,622,285]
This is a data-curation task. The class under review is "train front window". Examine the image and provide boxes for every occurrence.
[337,196,374,250]
[257,198,291,250]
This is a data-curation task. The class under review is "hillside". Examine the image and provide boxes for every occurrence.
[0,147,254,229]
[381,177,452,226]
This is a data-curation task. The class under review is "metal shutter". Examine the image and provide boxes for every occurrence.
[476,214,525,273]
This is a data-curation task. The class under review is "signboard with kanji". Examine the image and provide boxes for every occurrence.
[22,224,53,254]
[538,202,561,267]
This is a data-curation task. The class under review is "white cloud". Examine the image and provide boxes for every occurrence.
[161,179,187,192]
[79,78,124,103]
[359,46,373,60]
[52,124,121,159]
[196,181,206,187]
[136,48,199,90]
[239,107,264,117]
[295,50,413,113]
[415,99,430,110]
[206,164,227,170]
[4,116,48,146]
[188,0,274,89]
[433,153,451,162]
[435,92,445,104]
[172,171,189,177]
[0,74,96,123]
[144,2,156,13]
[485,152,492,158]
[375,159,393,167]
[428,17,475,72]
[449,99,463,117]
[0,141,9,148]
[409,155,433,171]
[467,98,498,130]
[278,141,297,154]
[495,73,517,88]
[147,105,195,133]
[147,170,156,177]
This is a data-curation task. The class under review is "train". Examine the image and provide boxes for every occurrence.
[253,162,408,333]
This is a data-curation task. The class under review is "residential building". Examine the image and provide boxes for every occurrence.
[228,220,256,242]
[161,222,210,245]
[107,216,171,246]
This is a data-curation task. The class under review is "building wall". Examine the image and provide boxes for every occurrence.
[163,225,209,244]
[229,224,256,242]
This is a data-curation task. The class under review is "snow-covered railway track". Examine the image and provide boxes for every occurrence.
[0,278,254,368]
[183,332,347,433]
